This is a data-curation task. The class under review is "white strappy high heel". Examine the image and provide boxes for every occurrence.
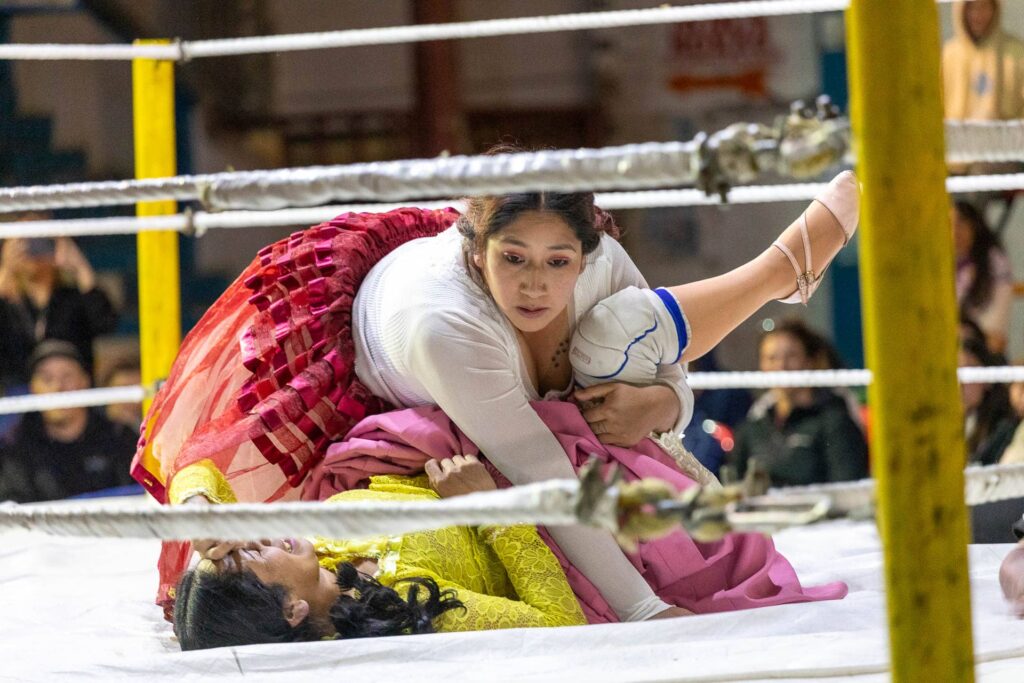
[773,170,860,305]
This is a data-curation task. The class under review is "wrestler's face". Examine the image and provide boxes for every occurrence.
[218,538,339,628]
[474,211,585,333]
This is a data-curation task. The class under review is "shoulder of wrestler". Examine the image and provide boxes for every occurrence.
[405,301,510,355]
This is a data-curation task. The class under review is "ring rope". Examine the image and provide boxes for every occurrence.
[0,121,1018,213]
[4,366,1024,416]
[0,0,959,63]
[1,460,1020,541]
[946,120,1024,164]
[0,479,590,540]
[3,172,1023,240]
[767,462,1024,514]
[0,385,150,415]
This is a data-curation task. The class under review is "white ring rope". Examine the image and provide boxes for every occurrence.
[0,385,148,415]
[0,123,1019,214]
[0,142,705,212]
[695,366,1024,389]
[946,120,1024,164]
[3,172,1022,240]
[0,0,963,63]
[0,0,961,63]
[4,366,1024,417]
[0,479,589,540]
[1,461,1020,541]
[769,463,1024,512]
[690,369,873,390]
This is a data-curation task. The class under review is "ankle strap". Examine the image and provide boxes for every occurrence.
[772,212,813,275]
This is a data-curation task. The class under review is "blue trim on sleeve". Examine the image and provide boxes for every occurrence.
[588,320,658,380]
[654,287,688,364]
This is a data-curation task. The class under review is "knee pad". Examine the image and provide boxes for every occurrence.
[571,286,690,387]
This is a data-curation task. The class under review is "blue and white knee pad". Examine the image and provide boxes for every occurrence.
[570,286,691,388]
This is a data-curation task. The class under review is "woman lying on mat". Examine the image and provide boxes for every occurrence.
[138,147,857,621]
[173,454,586,650]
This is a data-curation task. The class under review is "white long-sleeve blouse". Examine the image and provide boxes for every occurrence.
[353,225,692,621]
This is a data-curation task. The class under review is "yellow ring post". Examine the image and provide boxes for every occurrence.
[846,1,974,680]
[132,39,180,497]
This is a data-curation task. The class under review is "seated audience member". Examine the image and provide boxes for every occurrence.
[804,323,866,435]
[959,337,1016,465]
[0,382,28,441]
[102,357,143,430]
[953,201,1013,354]
[728,319,869,487]
[0,340,137,502]
[0,232,118,386]
[996,374,1024,465]
[959,314,988,349]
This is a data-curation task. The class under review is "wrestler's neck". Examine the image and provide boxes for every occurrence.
[516,308,571,359]
[515,309,573,395]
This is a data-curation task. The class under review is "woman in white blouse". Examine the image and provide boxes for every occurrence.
[352,171,859,621]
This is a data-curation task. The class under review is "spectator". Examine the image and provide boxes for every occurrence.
[994,372,1024,465]
[959,313,988,348]
[728,319,869,487]
[0,340,137,502]
[943,0,1024,124]
[0,231,118,387]
[0,382,28,441]
[101,357,142,430]
[960,336,1016,465]
[953,201,1013,353]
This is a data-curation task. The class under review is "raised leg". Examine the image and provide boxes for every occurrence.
[669,198,848,362]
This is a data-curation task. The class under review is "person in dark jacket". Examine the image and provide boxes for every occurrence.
[728,320,869,487]
[0,231,117,388]
[959,336,1016,466]
[0,340,137,502]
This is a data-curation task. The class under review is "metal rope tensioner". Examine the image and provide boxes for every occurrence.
[696,96,851,200]
[575,458,839,550]
[590,457,1024,549]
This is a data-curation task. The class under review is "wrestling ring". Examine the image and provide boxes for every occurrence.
[2,0,1024,680]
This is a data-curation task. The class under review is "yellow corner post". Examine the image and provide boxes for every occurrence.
[846,1,974,680]
[133,39,180,495]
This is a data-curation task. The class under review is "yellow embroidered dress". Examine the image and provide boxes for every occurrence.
[170,461,585,631]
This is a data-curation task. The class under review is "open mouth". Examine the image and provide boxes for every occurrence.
[283,539,294,553]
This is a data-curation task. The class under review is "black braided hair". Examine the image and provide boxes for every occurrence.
[174,561,464,651]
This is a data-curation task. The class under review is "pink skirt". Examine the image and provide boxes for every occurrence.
[310,401,848,622]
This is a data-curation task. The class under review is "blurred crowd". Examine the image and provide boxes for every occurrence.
[0,0,1021,514]
[0,229,141,503]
